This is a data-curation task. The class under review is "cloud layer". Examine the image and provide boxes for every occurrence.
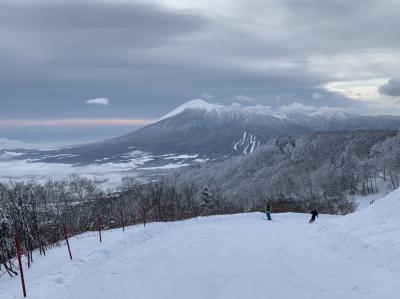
[0,119,154,127]
[1,0,400,136]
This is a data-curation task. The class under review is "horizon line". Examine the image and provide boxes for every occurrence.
[0,118,156,127]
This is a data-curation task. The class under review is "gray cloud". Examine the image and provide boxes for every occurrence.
[379,78,400,97]
[1,0,400,142]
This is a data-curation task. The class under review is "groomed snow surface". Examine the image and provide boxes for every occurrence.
[2,191,400,298]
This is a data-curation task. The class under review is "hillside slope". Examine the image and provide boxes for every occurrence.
[312,188,400,273]
[1,197,400,298]
[176,130,398,203]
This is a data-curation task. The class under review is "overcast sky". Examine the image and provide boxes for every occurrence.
[1,0,400,143]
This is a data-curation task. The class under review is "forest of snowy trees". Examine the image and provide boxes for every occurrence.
[175,130,400,208]
[2,129,400,277]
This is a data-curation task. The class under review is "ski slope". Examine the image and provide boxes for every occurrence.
[1,195,400,298]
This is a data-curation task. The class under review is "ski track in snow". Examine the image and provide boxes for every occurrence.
[1,210,400,299]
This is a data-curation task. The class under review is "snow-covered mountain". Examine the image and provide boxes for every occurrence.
[4,99,400,167]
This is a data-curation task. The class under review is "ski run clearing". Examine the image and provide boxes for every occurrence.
[2,190,400,299]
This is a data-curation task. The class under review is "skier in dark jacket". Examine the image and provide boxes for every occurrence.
[309,209,318,223]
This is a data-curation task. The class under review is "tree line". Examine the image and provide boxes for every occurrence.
[0,175,243,278]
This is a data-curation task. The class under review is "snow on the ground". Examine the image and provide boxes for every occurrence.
[2,191,400,298]
[139,163,190,170]
[0,151,207,187]
[353,192,388,209]
[312,187,400,275]
[351,178,394,209]
[0,151,24,160]
[0,160,143,188]
[163,154,199,160]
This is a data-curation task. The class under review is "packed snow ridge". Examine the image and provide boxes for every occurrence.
[2,189,400,298]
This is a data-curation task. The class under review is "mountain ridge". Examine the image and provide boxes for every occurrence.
[3,100,400,167]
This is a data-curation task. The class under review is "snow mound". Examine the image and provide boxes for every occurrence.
[313,188,400,273]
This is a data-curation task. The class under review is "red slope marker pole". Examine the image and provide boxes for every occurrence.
[63,226,73,260]
[15,235,27,297]
[98,217,102,243]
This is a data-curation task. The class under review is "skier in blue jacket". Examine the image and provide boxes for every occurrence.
[265,205,272,221]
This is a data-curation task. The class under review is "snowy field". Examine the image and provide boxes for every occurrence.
[1,191,400,299]
[0,152,207,188]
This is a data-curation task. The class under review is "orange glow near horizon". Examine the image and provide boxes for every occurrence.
[0,118,155,127]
